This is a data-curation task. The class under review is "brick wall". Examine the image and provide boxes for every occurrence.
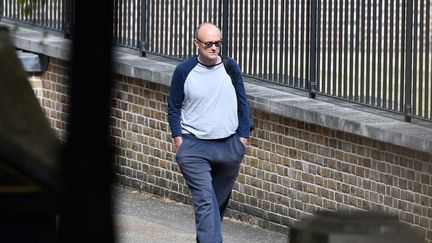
[29,58,70,141]
[32,57,432,242]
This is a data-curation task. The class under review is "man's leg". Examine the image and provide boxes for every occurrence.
[211,163,241,219]
[211,134,245,220]
[176,137,222,243]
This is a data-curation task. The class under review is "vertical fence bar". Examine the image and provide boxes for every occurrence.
[154,0,159,53]
[221,0,228,56]
[371,0,377,105]
[63,0,72,38]
[127,0,131,47]
[426,0,430,119]
[281,1,289,84]
[284,0,288,84]
[377,0,382,107]
[132,0,136,48]
[204,0,207,21]
[57,0,60,30]
[309,0,317,98]
[405,0,413,122]
[239,0,243,71]
[343,0,348,98]
[140,0,147,56]
[315,0,320,91]
[305,0,310,86]
[383,0,388,108]
[193,0,198,55]
[187,0,192,57]
[251,0,258,75]
[241,0,247,75]
[230,0,235,57]
[366,0,371,104]
[175,0,179,57]
[0,0,3,20]
[321,0,327,93]
[164,0,169,55]
[182,1,187,58]
[114,0,118,43]
[349,0,354,100]
[136,0,140,48]
[389,1,394,109]
[412,0,418,118]
[263,0,268,79]
[49,0,53,29]
[290,0,294,85]
[267,0,272,81]
[355,0,360,101]
[170,0,174,56]
[327,0,332,94]
[418,0,425,117]
[248,1,256,75]
[294,0,299,86]
[272,1,277,81]
[394,0,400,111]
[49,0,52,29]
[360,0,365,103]
[400,0,406,112]
[258,0,263,78]
[118,0,123,44]
[198,0,202,23]
[300,0,305,87]
[332,0,337,96]
[338,0,343,97]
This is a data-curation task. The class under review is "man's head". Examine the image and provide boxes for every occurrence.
[194,23,222,65]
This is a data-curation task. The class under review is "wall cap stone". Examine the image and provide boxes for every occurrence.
[6,22,432,154]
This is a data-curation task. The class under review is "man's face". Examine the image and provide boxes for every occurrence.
[194,24,222,63]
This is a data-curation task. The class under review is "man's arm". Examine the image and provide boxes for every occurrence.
[168,66,185,138]
[230,59,251,139]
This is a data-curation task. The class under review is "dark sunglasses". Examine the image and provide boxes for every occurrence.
[196,39,223,48]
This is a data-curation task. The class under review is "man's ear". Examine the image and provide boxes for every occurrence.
[193,39,199,49]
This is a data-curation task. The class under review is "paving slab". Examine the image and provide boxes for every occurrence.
[113,184,288,243]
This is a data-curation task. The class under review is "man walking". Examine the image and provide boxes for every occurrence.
[168,23,251,243]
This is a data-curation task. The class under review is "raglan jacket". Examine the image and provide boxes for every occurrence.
[168,55,250,139]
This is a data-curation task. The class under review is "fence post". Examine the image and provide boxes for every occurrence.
[0,0,3,21]
[63,0,73,39]
[308,0,317,99]
[140,0,147,57]
[404,0,413,122]
[221,0,229,56]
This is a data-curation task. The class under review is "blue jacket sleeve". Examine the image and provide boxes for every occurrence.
[168,66,185,138]
[229,59,251,138]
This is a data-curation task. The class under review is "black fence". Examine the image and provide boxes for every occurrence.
[0,0,73,36]
[1,0,431,122]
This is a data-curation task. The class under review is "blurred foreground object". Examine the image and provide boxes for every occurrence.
[0,26,61,242]
[289,211,423,243]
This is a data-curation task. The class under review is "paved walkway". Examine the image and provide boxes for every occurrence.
[113,184,288,243]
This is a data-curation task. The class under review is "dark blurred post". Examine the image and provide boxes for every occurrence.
[59,1,115,242]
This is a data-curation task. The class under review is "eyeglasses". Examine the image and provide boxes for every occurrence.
[196,39,223,48]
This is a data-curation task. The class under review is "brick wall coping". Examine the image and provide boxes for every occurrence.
[6,23,432,154]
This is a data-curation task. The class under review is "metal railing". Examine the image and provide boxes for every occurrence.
[1,0,431,122]
[0,0,73,36]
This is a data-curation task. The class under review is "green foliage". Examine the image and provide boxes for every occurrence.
[17,0,50,17]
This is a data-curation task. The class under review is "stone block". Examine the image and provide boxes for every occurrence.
[290,211,423,243]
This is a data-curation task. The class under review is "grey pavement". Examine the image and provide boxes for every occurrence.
[112,184,288,243]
